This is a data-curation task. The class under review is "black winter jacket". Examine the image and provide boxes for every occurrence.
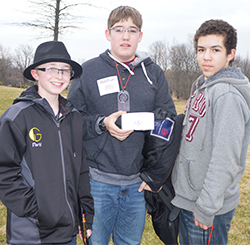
[0,85,94,244]
[140,108,184,192]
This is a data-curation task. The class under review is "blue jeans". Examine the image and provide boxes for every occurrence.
[9,236,76,245]
[179,209,235,245]
[89,179,146,245]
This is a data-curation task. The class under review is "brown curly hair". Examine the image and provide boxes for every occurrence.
[194,19,237,65]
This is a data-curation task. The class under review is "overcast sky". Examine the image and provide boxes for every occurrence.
[0,0,249,64]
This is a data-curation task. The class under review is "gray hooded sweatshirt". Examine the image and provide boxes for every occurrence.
[172,67,250,226]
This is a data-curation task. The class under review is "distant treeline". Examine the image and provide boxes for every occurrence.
[1,40,249,100]
[149,39,250,99]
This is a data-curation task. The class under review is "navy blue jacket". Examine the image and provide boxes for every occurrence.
[68,50,176,182]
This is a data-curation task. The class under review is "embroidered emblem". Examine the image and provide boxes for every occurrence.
[29,127,43,147]
[151,117,175,141]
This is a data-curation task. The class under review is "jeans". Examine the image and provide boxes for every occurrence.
[89,179,146,245]
[9,235,76,245]
[179,209,235,245]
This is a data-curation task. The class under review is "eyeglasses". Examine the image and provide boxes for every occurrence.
[36,67,75,78]
[109,26,141,35]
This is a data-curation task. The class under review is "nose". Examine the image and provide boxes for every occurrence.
[55,70,63,79]
[203,50,212,60]
[122,29,130,39]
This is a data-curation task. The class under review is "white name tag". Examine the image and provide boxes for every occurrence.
[121,112,154,131]
[97,76,120,96]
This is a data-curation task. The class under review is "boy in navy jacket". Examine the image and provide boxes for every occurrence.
[68,6,176,245]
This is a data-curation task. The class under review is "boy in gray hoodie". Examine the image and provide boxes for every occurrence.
[171,19,250,244]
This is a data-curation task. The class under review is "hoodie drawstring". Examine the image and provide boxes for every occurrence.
[141,62,153,84]
[108,52,134,75]
[108,52,154,86]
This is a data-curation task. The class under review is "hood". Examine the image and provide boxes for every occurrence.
[13,85,41,104]
[102,49,154,85]
[195,67,250,110]
[101,49,152,66]
[134,50,152,66]
[184,66,250,151]
[13,85,74,115]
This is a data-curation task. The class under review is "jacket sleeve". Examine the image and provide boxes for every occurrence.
[0,117,38,219]
[68,76,102,140]
[140,109,184,192]
[78,148,94,229]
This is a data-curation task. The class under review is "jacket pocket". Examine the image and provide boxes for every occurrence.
[180,154,206,191]
[9,212,40,243]
[93,133,109,161]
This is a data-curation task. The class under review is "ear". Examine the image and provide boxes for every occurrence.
[227,49,236,62]
[30,69,39,81]
[105,29,111,41]
[138,31,143,43]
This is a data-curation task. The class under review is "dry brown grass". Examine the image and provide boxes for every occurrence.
[0,86,249,244]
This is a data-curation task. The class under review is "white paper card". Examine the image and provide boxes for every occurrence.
[121,112,154,131]
[97,76,120,96]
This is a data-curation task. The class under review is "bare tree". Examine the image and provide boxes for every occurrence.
[148,38,201,100]
[234,55,250,80]
[167,40,200,99]
[0,45,13,86]
[17,0,100,41]
[149,40,169,72]
[13,44,34,88]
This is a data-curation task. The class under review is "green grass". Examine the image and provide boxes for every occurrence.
[0,86,25,115]
[0,202,6,244]
[0,86,249,244]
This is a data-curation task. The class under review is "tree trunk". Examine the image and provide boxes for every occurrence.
[54,0,60,41]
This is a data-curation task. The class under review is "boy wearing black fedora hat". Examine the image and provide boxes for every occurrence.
[0,41,94,245]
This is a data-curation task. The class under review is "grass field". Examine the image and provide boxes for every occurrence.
[0,86,249,244]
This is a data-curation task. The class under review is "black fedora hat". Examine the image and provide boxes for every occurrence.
[23,41,82,81]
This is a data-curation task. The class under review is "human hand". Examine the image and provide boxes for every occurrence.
[78,225,83,240]
[104,111,133,141]
[86,229,92,239]
[138,181,163,193]
[138,181,153,192]
[78,224,92,239]
[194,216,211,230]
[78,225,92,241]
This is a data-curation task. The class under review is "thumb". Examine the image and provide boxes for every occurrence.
[138,181,146,192]
[115,110,127,117]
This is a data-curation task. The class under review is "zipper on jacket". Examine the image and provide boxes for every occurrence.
[57,122,75,232]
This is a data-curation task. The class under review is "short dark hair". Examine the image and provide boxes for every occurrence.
[107,6,143,30]
[194,19,237,65]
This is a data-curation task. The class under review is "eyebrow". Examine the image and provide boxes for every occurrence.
[47,63,71,68]
[197,45,223,49]
[113,25,138,28]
